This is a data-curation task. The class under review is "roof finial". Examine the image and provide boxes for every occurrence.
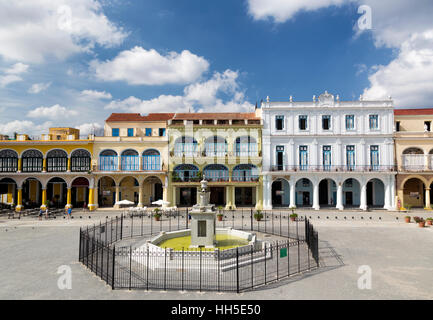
[266,96,270,103]
[289,95,293,102]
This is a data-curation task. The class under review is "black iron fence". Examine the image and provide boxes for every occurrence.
[79,209,319,292]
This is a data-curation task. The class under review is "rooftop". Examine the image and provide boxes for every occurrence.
[394,108,433,116]
[106,113,175,122]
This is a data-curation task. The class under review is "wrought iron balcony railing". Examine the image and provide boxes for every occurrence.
[269,165,396,172]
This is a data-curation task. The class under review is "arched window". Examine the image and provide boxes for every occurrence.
[205,136,227,157]
[99,150,118,171]
[143,149,161,171]
[203,164,229,182]
[121,149,139,171]
[71,149,91,172]
[402,148,425,171]
[47,149,68,172]
[22,150,43,172]
[232,164,259,182]
[174,136,198,157]
[235,136,258,156]
[173,164,200,182]
[0,149,18,172]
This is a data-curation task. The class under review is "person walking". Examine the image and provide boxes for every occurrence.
[67,207,72,219]
[38,209,43,221]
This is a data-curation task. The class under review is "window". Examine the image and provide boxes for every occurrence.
[323,146,332,170]
[370,146,379,170]
[127,128,134,137]
[299,115,308,130]
[276,146,284,170]
[424,121,431,132]
[395,121,400,132]
[145,128,152,137]
[346,115,355,130]
[322,115,331,130]
[299,146,308,170]
[346,145,355,170]
[159,128,166,136]
[275,115,284,130]
[112,128,119,137]
[369,115,379,130]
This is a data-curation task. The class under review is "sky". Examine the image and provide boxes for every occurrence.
[0,0,433,137]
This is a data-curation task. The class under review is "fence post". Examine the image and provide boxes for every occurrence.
[287,240,290,277]
[276,242,279,280]
[236,247,240,293]
[182,247,184,292]
[164,247,167,291]
[250,245,253,289]
[199,248,202,292]
[297,239,300,273]
[79,228,82,262]
[120,214,123,240]
[316,232,319,268]
[129,245,132,290]
[111,246,116,290]
[131,214,133,238]
[146,246,150,291]
[264,243,267,285]
[217,249,220,292]
[186,208,189,229]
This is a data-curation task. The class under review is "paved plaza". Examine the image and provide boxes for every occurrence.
[0,209,433,300]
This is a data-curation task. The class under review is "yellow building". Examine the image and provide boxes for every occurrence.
[394,108,433,209]
[93,113,173,208]
[167,112,263,210]
[0,129,94,211]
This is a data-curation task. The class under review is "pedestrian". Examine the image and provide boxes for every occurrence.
[67,206,72,219]
[38,209,43,221]
[45,207,49,219]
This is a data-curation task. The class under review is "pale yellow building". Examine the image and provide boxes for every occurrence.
[394,108,433,209]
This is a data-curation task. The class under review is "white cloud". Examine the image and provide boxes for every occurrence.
[0,120,52,136]
[27,104,78,120]
[105,70,254,113]
[28,82,51,94]
[0,0,128,63]
[0,62,29,87]
[80,89,112,100]
[91,46,210,85]
[247,0,433,107]
[247,0,349,23]
[77,122,103,136]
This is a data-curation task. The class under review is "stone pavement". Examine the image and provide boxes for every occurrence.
[0,209,432,299]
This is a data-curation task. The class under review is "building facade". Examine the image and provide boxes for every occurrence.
[0,128,94,211]
[167,112,263,210]
[394,109,433,209]
[261,92,396,210]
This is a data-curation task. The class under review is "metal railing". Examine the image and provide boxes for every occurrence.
[79,210,319,293]
[269,165,396,172]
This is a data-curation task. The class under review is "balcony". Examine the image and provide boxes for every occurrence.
[401,154,433,171]
[96,156,162,172]
[269,165,396,172]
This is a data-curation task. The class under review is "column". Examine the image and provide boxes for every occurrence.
[231,186,236,209]
[360,183,367,210]
[115,185,120,203]
[313,182,320,210]
[263,175,272,210]
[42,158,47,172]
[17,158,22,173]
[137,184,144,207]
[16,187,23,212]
[255,180,263,210]
[336,183,344,210]
[93,187,99,210]
[65,187,72,209]
[289,181,296,208]
[67,157,71,172]
[425,188,431,209]
[88,188,96,211]
[225,186,232,210]
[41,188,47,210]
[384,180,391,210]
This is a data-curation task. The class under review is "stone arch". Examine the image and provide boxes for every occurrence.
[402,177,426,208]
[21,177,43,208]
[97,176,117,207]
[318,178,337,206]
[295,177,313,207]
[271,178,290,207]
[342,178,361,207]
[366,178,385,207]
[0,177,18,206]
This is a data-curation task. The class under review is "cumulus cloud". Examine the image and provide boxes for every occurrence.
[247,0,349,23]
[0,62,29,87]
[247,0,433,107]
[91,47,210,85]
[0,120,52,136]
[77,122,104,136]
[0,0,128,63]
[105,70,254,113]
[80,89,112,100]
[28,82,51,94]
[27,104,78,120]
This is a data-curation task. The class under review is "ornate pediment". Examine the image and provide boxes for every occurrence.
[318,91,335,106]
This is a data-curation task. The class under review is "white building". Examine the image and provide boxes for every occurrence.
[261,91,396,211]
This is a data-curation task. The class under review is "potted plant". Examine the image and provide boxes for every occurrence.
[153,208,161,221]
[216,206,224,221]
[404,216,411,223]
[254,210,263,221]
[290,213,298,222]
[426,217,433,226]
[418,218,426,228]
[413,216,421,223]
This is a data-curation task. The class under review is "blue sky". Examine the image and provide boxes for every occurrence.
[0,0,432,136]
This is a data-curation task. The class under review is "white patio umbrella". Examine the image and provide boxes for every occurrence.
[152,199,170,207]
[116,199,135,206]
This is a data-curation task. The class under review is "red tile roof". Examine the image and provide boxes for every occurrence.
[394,108,433,116]
[106,113,175,122]
[173,113,259,120]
